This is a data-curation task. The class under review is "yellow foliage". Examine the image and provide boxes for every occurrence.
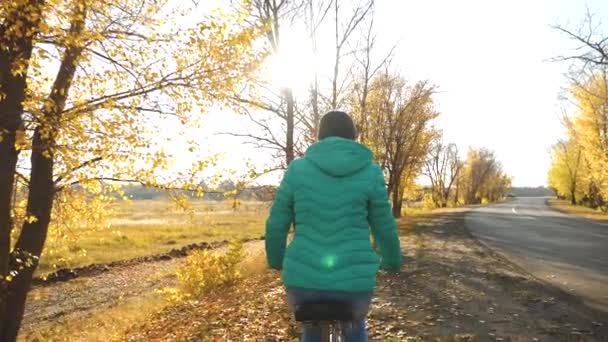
[11,0,265,194]
[460,148,511,204]
[2,0,265,282]
[357,72,439,207]
[547,139,585,204]
[10,178,115,274]
[421,193,437,210]
[571,74,608,204]
[158,240,245,303]
[550,73,608,210]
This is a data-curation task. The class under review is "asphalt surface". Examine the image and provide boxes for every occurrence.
[465,197,608,312]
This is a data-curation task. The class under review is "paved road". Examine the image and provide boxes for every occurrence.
[465,197,608,312]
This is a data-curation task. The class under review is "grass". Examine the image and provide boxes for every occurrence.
[547,198,608,222]
[399,205,468,231]
[37,200,268,275]
[37,199,472,275]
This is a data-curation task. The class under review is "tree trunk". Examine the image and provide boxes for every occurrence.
[1,3,83,336]
[331,2,339,110]
[284,88,295,164]
[0,89,21,342]
[391,184,402,218]
[442,189,450,208]
[359,88,368,142]
[2,129,55,340]
[0,0,45,336]
[453,181,460,206]
[570,191,576,205]
[311,75,320,141]
[0,57,23,315]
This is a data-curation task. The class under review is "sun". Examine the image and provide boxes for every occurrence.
[263,39,317,95]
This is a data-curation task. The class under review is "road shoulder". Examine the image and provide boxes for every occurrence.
[546,198,608,224]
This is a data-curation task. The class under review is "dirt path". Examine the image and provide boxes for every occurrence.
[19,240,265,339]
[124,212,608,341]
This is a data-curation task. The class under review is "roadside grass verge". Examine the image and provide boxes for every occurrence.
[37,200,268,275]
[547,198,608,222]
[37,200,467,276]
[399,206,470,232]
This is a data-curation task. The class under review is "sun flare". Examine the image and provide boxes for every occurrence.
[263,41,317,95]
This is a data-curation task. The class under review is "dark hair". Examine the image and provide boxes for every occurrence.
[318,111,357,141]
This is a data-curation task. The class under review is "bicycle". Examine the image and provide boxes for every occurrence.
[294,300,354,342]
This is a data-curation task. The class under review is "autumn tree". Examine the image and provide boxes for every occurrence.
[549,75,607,210]
[0,2,47,338]
[299,0,332,143]
[0,0,262,339]
[424,139,461,208]
[570,74,608,208]
[480,170,512,203]
[460,148,510,205]
[551,13,607,210]
[228,0,303,167]
[328,0,373,110]
[348,14,395,145]
[302,0,375,142]
[232,0,375,165]
[548,138,584,205]
[365,72,438,217]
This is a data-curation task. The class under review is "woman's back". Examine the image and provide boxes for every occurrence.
[265,137,401,293]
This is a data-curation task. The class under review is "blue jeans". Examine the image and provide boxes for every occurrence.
[286,287,373,342]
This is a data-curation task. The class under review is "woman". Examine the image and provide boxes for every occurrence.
[265,111,402,341]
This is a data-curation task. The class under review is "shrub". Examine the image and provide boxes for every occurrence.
[158,240,245,303]
[422,193,437,209]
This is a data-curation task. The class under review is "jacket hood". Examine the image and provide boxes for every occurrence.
[305,137,373,177]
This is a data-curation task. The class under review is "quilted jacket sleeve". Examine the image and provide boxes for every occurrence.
[265,163,295,270]
[368,165,402,272]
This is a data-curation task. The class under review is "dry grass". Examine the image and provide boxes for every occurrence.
[38,198,465,275]
[547,198,608,222]
[399,206,469,231]
[38,200,268,275]
[38,198,468,275]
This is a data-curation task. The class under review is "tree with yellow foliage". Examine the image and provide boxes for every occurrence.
[364,72,438,217]
[0,0,263,338]
[548,138,584,205]
[459,148,510,205]
[551,13,607,211]
[550,75,607,210]
[571,74,608,206]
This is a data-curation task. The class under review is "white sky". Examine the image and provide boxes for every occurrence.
[166,0,608,187]
[374,0,607,186]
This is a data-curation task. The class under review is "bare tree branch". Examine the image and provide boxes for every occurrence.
[54,156,103,185]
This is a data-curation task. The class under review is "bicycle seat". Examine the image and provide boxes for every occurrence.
[294,301,354,322]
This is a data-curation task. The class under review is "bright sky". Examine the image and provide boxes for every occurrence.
[374,0,607,186]
[166,0,608,187]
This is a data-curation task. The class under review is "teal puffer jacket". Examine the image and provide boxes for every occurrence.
[265,137,402,292]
